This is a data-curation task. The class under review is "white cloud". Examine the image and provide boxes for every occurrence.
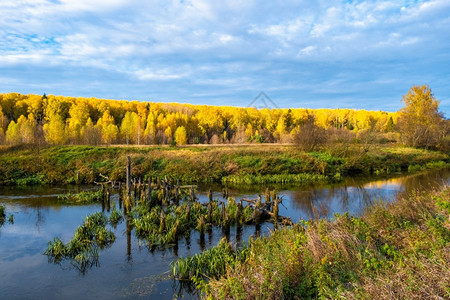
[133,67,190,81]
[298,46,316,56]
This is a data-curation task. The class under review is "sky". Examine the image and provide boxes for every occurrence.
[0,0,449,115]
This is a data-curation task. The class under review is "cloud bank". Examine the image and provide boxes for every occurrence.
[1,0,449,114]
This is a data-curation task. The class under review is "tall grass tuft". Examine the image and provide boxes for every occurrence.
[109,204,123,226]
[57,189,104,204]
[44,212,116,273]
[221,173,328,185]
[0,205,6,225]
[171,238,249,283]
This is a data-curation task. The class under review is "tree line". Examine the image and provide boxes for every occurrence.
[0,85,447,149]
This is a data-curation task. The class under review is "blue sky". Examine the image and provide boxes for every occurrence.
[1,0,449,115]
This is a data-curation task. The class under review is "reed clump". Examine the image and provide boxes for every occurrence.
[221,173,328,185]
[0,205,5,225]
[109,204,123,227]
[57,189,104,204]
[171,238,249,282]
[44,212,116,271]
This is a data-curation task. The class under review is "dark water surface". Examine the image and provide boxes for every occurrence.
[0,169,449,299]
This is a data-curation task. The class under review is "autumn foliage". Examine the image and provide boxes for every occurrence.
[0,92,403,147]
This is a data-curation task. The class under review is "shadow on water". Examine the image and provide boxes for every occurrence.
[0,168,449,299]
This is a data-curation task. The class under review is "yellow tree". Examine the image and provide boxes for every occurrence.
[164,126,172,144]
[396,85,445,148]
[17,114,36,144]
[43,113,67,145]
[0,127,5,144]
[120,111,136,145]
[174,126,187,145]
[97,111,118,145]
[144,111,157,144]
[81,118,102,145]
[5,120,20,145]
[275,116,287,142]
[103,124,119,145]
[67,100,90,143]
[0,105,8,130]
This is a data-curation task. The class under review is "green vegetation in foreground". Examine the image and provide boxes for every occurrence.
[171,238,249,285]
[44,212,118,273]
[174,186,450,299]
[0,144,448,185]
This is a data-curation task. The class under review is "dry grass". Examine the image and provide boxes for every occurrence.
[204,186,450,299]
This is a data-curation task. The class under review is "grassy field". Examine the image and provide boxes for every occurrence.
[0,144,448,185]
[174,185,450,299]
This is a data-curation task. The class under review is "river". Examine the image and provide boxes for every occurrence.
[0,168,449,299]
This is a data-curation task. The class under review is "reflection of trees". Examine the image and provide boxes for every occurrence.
[35,204,47,232]
[201,170,450,221]
[287,171,448,219]
[16,199,50,232]
[397,170,449,200]
[126,217,132,261]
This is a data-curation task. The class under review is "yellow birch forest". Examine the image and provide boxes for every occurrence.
[0,93,398,146]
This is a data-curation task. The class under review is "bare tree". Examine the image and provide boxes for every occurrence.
[292,115,327,151]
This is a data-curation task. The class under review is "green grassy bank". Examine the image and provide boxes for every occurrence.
[174,186,450,299]
[0,144,448,185]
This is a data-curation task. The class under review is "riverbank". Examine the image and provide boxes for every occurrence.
[0,144,448,185]
[176,185,450,299]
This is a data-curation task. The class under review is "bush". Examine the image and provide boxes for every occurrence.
[292,115,328,151]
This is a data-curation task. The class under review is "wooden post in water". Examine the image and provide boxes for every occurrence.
[159,209,166,233]
[207,202,212,224]
[256,195,262,208]
[133,179,137,199]
[106,187,111,212]
[236,200,242,227]
[273,197,279,228]
[174,180,180,205]
[137,178,141,200]
[190,186,196,201]
[164,184,169,205]
[222,187,228,199]
[222,202,230,236]
[208,188,213,202]
[186,202,191,218]
[126,156,131,196]
[198,215,205,240]
[265,188,271,203]
[148,177,152,207]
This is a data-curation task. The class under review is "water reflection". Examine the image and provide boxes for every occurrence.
[284,169,450,222]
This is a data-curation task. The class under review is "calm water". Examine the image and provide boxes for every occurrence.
[0,169,449,299]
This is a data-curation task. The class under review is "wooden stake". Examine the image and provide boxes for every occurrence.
[126,156,131,196]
